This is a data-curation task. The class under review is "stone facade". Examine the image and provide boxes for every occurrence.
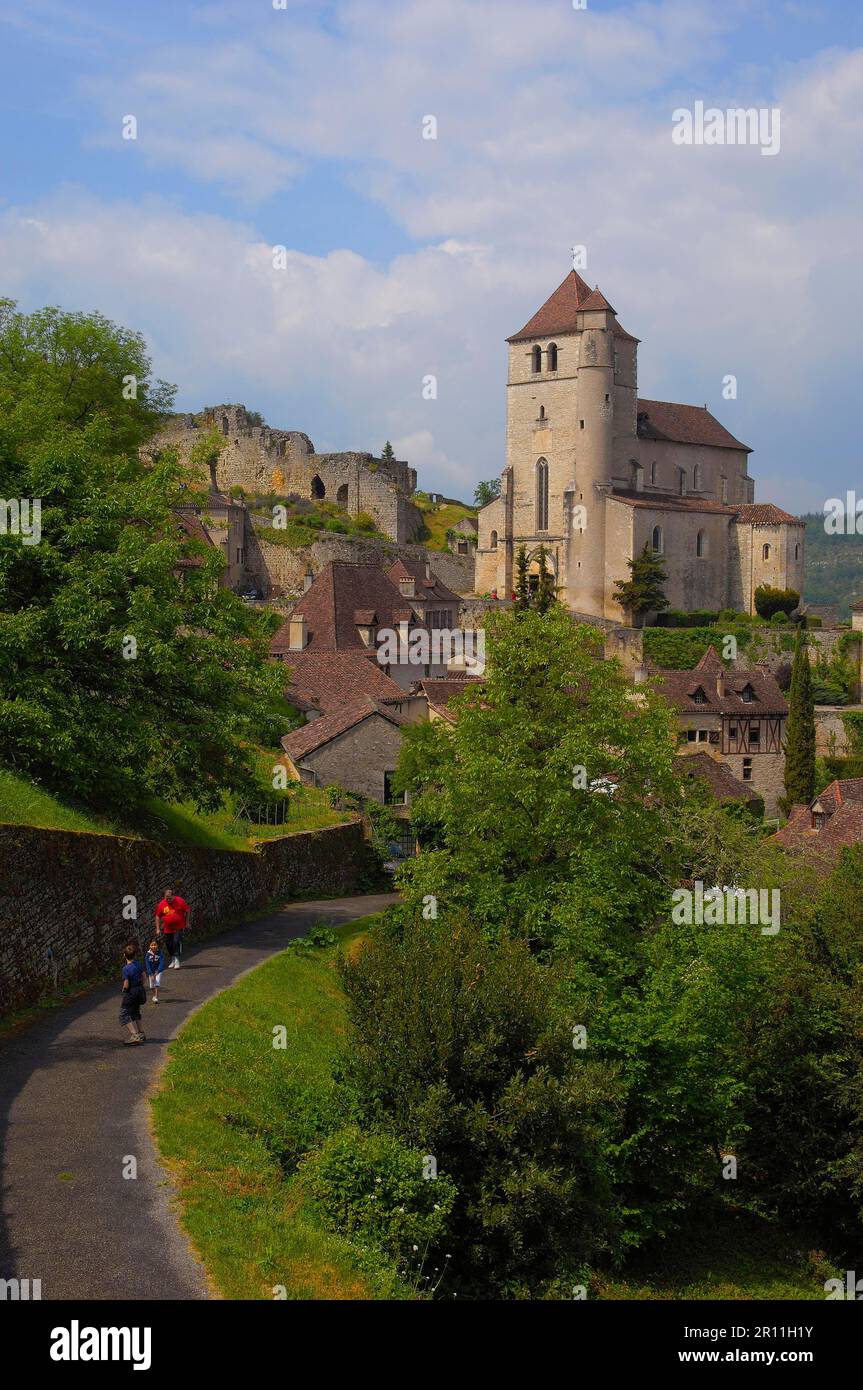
[151,405,423,545]
[0,821,371,1017]
[291,712,411,803]
[476,270,805,619]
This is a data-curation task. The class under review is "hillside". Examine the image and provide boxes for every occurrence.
[802,512,863,616]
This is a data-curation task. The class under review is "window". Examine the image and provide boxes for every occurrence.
[687,729,697,742]
[490,530,498,549]
[579,419,585,430]
[720,476,728,503]
[536,458,549,531]
[336,483,349,506]
[749,724,760,745]
[678,468,686,496]
[650,461,657,485]
[813,812,825,830]
[547,343,558,372]
[692,687,707,705]
[311,475,326,499]
[384,772,406,806]
[729,723,738,738]
[742,757,753,781]
[762,543,771,560]
[693,463,702,492]
[538,405,546,421]
[652,525,664,554]
[741,684,755,703]
[795,543,800,560]
[531,345,542,373]
[696,529,707,558]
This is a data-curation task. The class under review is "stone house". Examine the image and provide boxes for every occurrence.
[281,698,417,805]
[653,645,787,815]
[475,269,805,618]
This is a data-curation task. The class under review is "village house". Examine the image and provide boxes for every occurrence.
[772,778,863,871]
[653,646,787,816]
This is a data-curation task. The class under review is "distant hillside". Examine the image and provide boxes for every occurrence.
[802,513,863,617]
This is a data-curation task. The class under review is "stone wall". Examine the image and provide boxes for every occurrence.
[247,532,475,603]
[0,821,371,1017]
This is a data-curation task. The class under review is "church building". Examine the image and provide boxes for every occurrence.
[475,270,805,620]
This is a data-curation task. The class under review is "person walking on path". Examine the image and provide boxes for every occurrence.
[145,938,164,1003]
[155,888,190,969]
[120,941,146,1045]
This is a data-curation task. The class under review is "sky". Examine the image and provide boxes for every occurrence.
[1,0,862,512]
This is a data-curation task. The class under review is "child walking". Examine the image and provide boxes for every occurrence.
[120,941,147,1045]
[145,939,164,1003]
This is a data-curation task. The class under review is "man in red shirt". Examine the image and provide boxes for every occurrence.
[155,888,190,970]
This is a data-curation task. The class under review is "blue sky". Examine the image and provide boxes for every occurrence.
[2,0,862,511]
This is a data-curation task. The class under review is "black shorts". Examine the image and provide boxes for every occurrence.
[120,987,145,1025]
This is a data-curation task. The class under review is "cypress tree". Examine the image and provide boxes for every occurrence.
[535,545,557,614]
[613,542,669,624]
[783,628,816,810]
[514,544,530,612]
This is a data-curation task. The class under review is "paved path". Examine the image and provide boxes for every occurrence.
[0,893,397,1300]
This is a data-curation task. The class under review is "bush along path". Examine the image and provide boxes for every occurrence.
[0,893,397,1301]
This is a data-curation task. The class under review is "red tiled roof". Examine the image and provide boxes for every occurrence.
[419,676,483,722]
[636,398,750,452]
[276,649,407,713]
[674,752,760,803]
[733,503,803,526]
[172,507,214,568]
[507,271,639,344]
[610,490,739,516]
[772,782,863,871]
[386,556,461,605]
[282,698,409,760]
[653,646,788,716]
[270,562,424,654]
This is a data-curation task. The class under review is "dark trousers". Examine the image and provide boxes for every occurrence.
[163,932,183,961]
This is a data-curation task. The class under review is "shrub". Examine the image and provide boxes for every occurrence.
[655,609,719,628]
[754,585,800,620]
[301,1126,457,1269]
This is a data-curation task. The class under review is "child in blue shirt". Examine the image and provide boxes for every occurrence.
[145,939,164,1004]
[120,941,146,1045]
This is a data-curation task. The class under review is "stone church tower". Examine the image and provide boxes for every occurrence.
[476,270,804,619]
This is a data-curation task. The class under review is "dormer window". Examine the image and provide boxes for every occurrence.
[740,684,755,703]
[692,687,708,705]
[813,812,825,830]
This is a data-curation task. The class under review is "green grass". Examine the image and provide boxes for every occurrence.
[0,769,351,852]
[413,496,477,551]
[150,914,410,1300]
[595,1215,839,1300]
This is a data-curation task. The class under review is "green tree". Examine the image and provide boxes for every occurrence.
[338,916,614,1296]
[381,440,395,460]
[394,606,679,945]
[0,301,287,811]
[514,543,530,612]
[613,542,669,623]
[754,584,800,620]
[783,629,816,810]
[534,544,557,614]
[473,478,501,508]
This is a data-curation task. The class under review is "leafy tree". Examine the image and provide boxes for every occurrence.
[514,543,530,612]
[613,542,669,622]
[0,301,287,811]
[473,478,501,508]
[534,544,557,614]
[338,917,614,1296]
[754,584,800,620]
[783,629,816,810]
[395,606,679,945]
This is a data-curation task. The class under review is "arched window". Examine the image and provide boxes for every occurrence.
[693,463,702,492]
[311,475,326,500]
[762,543,771,560]
[547,343,558,372]
[652,525,664,554]
[536,458,549,531]
[678,468,686,496]
[696,529,707,558]
[531,346,542,373]
[650,461,658,485]
[538,405,546,421]
[490,530,498,550]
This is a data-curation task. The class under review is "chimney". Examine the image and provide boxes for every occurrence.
[398,577,416,598]
[288,614,308,651]
[425,558,431,581]
[303,570,314,593]
[716,670,724,700]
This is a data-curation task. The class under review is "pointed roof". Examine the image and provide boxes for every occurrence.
[508,270,637,343]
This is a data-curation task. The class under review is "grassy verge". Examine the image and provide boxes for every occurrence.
[413,495,477,551]
[150,914,410,1300]
[0,770,351,852]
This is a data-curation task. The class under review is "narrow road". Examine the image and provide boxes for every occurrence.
[0,892,397,1301]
